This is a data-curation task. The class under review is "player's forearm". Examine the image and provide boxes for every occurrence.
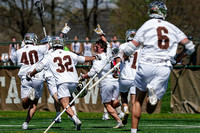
[30,69,38,77]
[85,56,96,62]
[82,73,90,79]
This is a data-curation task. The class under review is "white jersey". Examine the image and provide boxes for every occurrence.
[71,42,81,53]
[134,18,187,66]
[11,44,48,79]
[41,49,82,85]
[44,49,54,78]
[111,42,120,48]
[88,52,116,87]
[118,43,140,80]
[83,42,92,56]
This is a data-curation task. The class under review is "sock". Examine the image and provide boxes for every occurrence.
[71,106,77,116]
[104,107,108,113]
[56,112,60,116]
[131,129,137,133]
[124,106,128,112]
[115,106,121,115]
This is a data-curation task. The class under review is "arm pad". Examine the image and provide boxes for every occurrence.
[35,62,45,72]
[77,56,85,64]
[185,41,195,55]
[124,41,137,56]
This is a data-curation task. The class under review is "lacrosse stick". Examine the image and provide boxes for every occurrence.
[44,63,121,133]
[78,47,119,92]
[88,62,121,91]
[44,48,119,133]
[35,0,47,36]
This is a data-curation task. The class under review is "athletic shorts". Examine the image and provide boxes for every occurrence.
[119,79,136,95]
[46,76,57,96]
[100,80,119,103]
[134,63,171,100]
[57,82,77,100]
[21,78,43,99]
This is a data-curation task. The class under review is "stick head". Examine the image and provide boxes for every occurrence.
[35,0,44,17]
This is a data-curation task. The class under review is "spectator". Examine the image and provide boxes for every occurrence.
[111,36,121,48]
[83,37,93,65]
[70,36,82,55]
[9,37,19,65]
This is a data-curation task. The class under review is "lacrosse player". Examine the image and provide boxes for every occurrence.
[40,36,62,123]
[39,23,73,123]
[26,36,100,130]
[10,33,51,130]
[115,29,140,126]
[81,25,124,128]
[121,1,195,133]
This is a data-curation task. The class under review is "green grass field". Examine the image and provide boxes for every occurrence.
[0,111,200,133]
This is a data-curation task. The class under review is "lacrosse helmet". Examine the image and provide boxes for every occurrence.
[126,29,137,42]
[52,36,64,49]
[24,33,38,45]
[40,36,52,44]
[148,1,167,20]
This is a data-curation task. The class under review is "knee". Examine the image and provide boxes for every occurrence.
[22,98,30,109]
[22,104,29,109]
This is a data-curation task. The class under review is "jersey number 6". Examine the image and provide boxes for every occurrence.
[157,27,169,49]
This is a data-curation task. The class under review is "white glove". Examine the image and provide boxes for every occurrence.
[94,54,102,60]
[94,24,105,36]
[78,73,85,81]
[21,40,25,48]
[61,23,71,34]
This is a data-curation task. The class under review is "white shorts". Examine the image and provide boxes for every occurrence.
[119,79,136,95]
[134,63,171,100]
[46,76,57,96]
[57,82,77,100]
[100,80,119,103]
[21,78,43,99]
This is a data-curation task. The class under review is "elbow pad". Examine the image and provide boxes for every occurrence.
[78,56,85,64]
[185,41,195,55]
[35,62,44,72]
[124,41,137,56]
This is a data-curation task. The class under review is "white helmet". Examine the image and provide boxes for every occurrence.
[126,29,137,42]
[52,36,64,49]
[148,1,167,20]
[24,33,38,45]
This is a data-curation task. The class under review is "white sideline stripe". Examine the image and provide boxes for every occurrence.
[0,125,34,127]
[141,124,200,128]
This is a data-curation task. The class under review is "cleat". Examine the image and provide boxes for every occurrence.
[22,122,28,129]
[29,88,35,101]
[113,121,124,128]
[54,116,61,123]
[148,88,158,106]
[122,109,129,125]
[102,112,110,120]
[73,116,81,130]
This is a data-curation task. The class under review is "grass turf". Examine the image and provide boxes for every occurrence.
[0,111,200,133]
